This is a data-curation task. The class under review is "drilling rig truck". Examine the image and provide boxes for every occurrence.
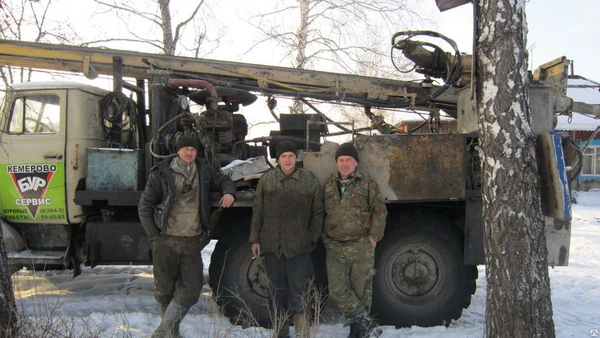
[0,27,583,328]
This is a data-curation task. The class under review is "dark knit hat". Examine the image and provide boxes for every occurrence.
[176,134,200,152]
[335,142,359,162]
[275,140,297,159]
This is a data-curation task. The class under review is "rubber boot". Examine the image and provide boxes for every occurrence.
[292,312,309,338]
[151,302,189,338]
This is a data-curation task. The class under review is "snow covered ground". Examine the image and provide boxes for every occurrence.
[11,192,600,337]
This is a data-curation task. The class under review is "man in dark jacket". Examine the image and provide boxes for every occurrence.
[323,142,386,338]
[138,134,235,338]
[250,140,324,338]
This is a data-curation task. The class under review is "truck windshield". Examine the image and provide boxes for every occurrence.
[8,95,60,134]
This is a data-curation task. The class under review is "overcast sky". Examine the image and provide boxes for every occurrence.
[209,0,600,83]
[434,0,600,82]
[204,0,600,131]
[34,0,600,84]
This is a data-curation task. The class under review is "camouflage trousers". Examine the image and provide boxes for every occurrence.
[325,236,375,317]
[152,235,204,309]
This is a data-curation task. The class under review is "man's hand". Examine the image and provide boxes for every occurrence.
[220,193,235,208]
[251,243,262,258]
[369,236,377,248]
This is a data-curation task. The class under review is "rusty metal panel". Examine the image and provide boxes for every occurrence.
[303,142,338,185]
[355,134,466,201]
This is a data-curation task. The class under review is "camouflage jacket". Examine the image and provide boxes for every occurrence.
[323,170,387,242]
[250,166,324,259]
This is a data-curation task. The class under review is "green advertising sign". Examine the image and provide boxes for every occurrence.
[0,163,67,222]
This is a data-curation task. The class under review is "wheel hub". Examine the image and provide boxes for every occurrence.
[391,245,439,296]
[246,257,271,299]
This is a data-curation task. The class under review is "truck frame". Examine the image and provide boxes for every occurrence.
[0,34,576,327]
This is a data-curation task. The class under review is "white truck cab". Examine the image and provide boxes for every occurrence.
[0,82,108,267]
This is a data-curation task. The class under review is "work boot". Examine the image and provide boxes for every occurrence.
[292,312,310,338]
[365,321,383,338]
[348,319,360,338]
[151,301,189,338]
[347,311,382,338]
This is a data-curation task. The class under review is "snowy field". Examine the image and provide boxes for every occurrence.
[11,192,600,337]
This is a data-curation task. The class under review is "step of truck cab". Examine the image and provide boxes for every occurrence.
[8,249,69,270]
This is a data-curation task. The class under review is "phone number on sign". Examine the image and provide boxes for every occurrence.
[39,208,65,214]
[39,214,65,220]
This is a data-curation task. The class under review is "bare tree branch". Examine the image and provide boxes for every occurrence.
[246,0,429,74]
[90,0,220,56]
[172,0,205,47]
[93,0,162,26]
[0,0,80,86]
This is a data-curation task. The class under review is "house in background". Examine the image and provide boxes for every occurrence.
[395,115,457,134]
[555,75,600,191]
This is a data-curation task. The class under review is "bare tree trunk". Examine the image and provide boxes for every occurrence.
[292,0,309,114]
[294,0,309,70]
[0,227,18,337]
[475,1,555,337]
[158,0,175,55]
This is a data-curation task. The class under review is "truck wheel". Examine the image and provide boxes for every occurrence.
[209,235,272,327]
[372,211,478,327]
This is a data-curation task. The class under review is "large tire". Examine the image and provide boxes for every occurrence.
[372,211,478,327]
[209,234,272,327]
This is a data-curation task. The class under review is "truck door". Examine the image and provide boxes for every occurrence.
[0,90,69,224]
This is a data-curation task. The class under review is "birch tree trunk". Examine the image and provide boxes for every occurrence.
[158,0,176,56]
[0,228,18,337]
[474,1,555,337]
[292,0,309,114]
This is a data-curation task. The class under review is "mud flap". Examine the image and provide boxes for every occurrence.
[537,131,571,266]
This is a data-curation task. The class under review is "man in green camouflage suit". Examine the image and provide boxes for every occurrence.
[250,140,324,338]
[322,142,387,338]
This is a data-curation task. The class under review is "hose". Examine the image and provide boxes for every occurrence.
[390,30,463,106]
[99,92,138,149]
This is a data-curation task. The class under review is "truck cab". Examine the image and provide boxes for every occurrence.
[0,82,108,269]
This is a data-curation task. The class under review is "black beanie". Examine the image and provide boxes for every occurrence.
[335,142,359,162]
[176,134,200,152]
[275,140,297,159]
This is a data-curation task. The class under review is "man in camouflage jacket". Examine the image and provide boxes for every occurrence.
[323,142,387,338]
[250,140,324,338]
